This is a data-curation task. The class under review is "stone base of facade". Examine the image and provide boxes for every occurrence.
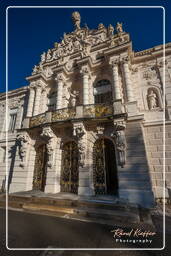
[119,189,155,208]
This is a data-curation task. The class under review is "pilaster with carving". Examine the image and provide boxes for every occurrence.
[73,122,87,168]
[111,120,126,168]
[40,126,56,169]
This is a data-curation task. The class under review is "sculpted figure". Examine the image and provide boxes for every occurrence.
[98,23,105,30]
[41,52,46,63]
[70,90,78,107]
[116,22,123,33]
[71,11,81,30]
[32,65,39,74]
[147,89,158,110]
[46,50,52,60]
[108,24,114,37]
[115,130,126,168]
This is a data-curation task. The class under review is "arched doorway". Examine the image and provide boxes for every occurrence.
[33,144,47,191]
[93,138,118,195]
[61,141,79,194]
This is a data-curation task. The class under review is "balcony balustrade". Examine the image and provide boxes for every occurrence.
[28,101,125,128]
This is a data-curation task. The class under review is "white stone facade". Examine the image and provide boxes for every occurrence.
[0,12,171,207]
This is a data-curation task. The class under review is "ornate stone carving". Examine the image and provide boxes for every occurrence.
[42,67,53,78]
[16,133,30,167]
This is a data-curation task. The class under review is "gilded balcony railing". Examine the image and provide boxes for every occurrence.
[28,103,120,128]
[30,113,46,128]
[83,103,113,118]
[52,107,76,122]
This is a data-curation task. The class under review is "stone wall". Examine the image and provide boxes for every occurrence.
[143,122,171,201]
[118,120,154,207]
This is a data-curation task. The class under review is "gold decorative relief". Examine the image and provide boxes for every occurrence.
[30,114,46,128]
[84,104,113,118]
[52,107,76,122]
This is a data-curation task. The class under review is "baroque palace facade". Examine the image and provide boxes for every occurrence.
[0,12,171,207]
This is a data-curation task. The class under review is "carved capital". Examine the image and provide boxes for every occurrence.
[73,122,86,138]
[41,126,55,140]
[55,73,66,83]
[80,65,90,76]
[109,56,120,67]
[30,81,36,89]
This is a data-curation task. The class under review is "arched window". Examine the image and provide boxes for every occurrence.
[47,91,56,111]
[94,79,112,104]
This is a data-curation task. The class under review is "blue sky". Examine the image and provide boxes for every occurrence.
[0,0,171,93]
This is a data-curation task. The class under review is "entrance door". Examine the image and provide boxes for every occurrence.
[61,141,79,194]
[93,138,118,195]
[33,144,47,191]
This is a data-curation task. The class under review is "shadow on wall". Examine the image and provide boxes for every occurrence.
[8,143,17,191]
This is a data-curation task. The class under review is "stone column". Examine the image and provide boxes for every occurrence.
[26,84,35,117]
[55,74,65,110]
[41,89,48,113]
[122,57,134,102]
[33,82,42,116]
[110,58,121,100]
[81,66,90,105]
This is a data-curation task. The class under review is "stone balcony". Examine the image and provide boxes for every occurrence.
[22,100,126,129]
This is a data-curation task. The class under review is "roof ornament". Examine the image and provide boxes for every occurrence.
[116,22,123,34]
[71,11,81,30]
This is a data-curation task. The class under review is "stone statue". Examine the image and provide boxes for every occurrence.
[98,23,105,30]
[116,22,123,33]
[108,24,114,37]
[115,130,126,168]
[32,65,39,74]
[16,134,30,167]
[46,49,52,60]
[71,11,81,30]
[70,90,78,107]
[147,89,158,110]
[40,52,46,63]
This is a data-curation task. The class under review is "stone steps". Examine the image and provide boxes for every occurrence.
[0,193,154,228]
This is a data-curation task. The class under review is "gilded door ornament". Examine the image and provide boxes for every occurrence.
[93,139,106,194]
[61,141,79,194]
[33,144,47,191]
